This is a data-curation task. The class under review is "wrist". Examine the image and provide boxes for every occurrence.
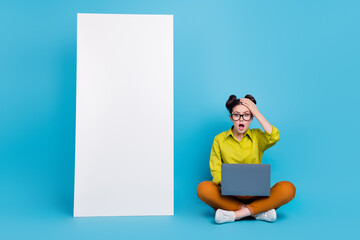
[252,110,261,118]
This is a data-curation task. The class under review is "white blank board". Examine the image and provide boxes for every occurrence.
[74,13,173,217]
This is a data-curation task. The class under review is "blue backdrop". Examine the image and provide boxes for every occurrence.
[1,0,359,239]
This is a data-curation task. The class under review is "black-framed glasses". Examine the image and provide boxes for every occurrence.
[231,113,252,121]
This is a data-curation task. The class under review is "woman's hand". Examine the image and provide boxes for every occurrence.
[240,98,260,117]
[241,97,273,134]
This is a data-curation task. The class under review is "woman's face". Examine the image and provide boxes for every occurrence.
[229,104,253,134]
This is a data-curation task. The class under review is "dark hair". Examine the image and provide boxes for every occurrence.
[225,94,257,114]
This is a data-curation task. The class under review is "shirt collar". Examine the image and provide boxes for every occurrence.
[225,125,252,141]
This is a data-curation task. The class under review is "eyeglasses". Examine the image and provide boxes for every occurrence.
[231,113,252,121]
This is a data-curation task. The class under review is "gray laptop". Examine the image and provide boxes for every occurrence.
[221,163,270,196]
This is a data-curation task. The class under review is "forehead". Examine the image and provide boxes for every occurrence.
[232,104,250,113]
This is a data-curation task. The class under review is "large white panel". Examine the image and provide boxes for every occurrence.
[74,13,173,217]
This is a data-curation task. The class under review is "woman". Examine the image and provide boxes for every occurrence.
[197,94,296,224]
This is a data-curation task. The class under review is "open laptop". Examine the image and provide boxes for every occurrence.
[221,163,270,196]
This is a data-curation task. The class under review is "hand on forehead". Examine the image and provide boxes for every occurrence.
[233,104,251,113]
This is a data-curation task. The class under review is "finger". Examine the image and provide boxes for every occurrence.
[241,99,252,105]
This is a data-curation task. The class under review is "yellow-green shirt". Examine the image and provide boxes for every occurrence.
[209,125,280,185]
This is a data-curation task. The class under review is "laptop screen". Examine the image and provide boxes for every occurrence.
[221,163,270,196]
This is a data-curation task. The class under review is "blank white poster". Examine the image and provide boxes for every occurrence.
[74,13,173,217]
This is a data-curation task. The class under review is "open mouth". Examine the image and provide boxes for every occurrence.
[239,124,245,130]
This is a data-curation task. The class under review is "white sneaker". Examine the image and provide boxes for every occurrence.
[254,209,277,222]
[215,209,236,224]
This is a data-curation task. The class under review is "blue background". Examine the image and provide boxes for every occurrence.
[1,0,359,239]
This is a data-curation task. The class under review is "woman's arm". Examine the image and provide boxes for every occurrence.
[240,98,280,151]
[209,137,222,185]
[240,98,272,133]
[253,111,272,134]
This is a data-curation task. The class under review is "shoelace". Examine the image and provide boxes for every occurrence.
[256,211,269,218]
[225,211,233,216]
[220,210,234,220]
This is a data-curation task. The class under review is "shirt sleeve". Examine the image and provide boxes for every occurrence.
[209,136,222,185]
[258,125,280,152]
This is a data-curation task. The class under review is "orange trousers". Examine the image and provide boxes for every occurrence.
[197,180,296,216]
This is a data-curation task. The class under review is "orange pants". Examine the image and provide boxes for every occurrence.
[197,180,296,216]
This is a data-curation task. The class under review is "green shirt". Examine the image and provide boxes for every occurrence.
[209,125,280,185]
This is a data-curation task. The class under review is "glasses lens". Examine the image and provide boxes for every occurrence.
[243,114,251,121]
[232,114,240,121]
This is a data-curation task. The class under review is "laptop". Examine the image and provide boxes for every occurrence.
[221,163,270,196]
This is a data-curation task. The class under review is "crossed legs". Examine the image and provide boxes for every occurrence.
[197,180,296,217]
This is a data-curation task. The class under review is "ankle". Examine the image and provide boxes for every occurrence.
[234,206,251,220]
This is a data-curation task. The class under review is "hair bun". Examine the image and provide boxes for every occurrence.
[244,94,256,105]
[225,94,237,112]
